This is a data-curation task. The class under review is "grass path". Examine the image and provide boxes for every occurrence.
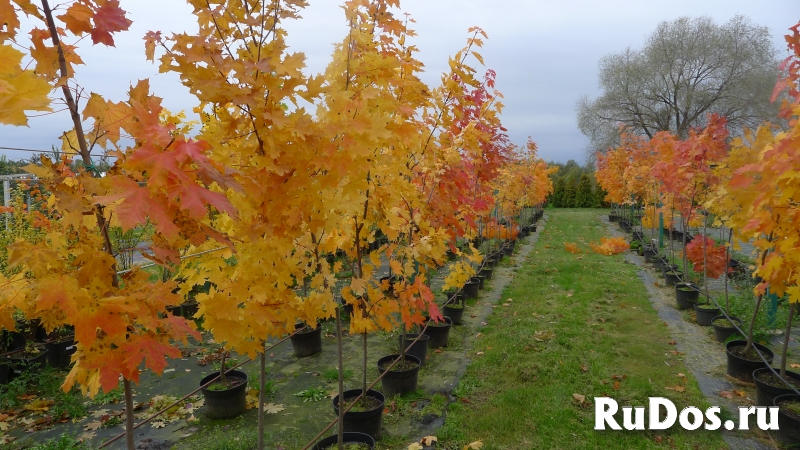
[437,209,728,450]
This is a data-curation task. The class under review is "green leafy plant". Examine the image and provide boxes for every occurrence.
[294,387,328,403]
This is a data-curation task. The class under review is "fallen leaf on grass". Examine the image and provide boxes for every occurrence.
[152,420,166,428]
[669,350,685,356]
[23,399,53,412]
[734,390,747,397]
[572,393,587,407]
[791,363,800,369]
[476,352,484,356]
[463,441,483,450]
[434,349,442,354]
[265,403,285,414]
[408,444,423,450]
[665,385,685,392]
[677,373,686,379]
[668,340,677,345]
[613,381,621,390]
[421,436,437,445]
[581,364,589,372]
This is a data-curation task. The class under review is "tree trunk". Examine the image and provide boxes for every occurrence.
[780,303,795,377]
[123,379,135,450]
[257,348,266,450]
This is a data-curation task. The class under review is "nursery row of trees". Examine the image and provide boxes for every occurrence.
[0,0,554,448]
[546,160,608,208]
[595,21,800,378]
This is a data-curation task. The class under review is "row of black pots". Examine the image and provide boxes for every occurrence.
[166,301,200,319]
[0,335,76,384]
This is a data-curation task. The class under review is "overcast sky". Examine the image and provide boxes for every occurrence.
[1,0,796,164]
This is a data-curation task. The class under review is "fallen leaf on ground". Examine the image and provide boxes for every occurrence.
[581,364,589,372]
[665,385,685,392]
[421,436,437,445]
[83,421,102,431]
[613,381,621,390]
[719,391,734,399]
[463,440,484,450]
[78,432,96,442]
[572,393,587,406]
[265,403,285,414]
[734,390,746,397]
[668,340,677,345]
[791,363,800,369]
[408,444,423,450]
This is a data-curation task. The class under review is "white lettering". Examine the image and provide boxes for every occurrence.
[756,407,779,431]
[678,407,704,430]
[594,397,622,430]
[704,406,721,430]
[738,406,756,430]
[622,406,645,430]
[649,397,677,430]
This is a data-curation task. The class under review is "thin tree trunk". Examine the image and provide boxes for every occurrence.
[123,379,135,450]
[724,228,733,313]
[780,303,795,377]
[336,306,345,450]
[257,348,266,450]
[743,294,764,355]
[362,331,368,408]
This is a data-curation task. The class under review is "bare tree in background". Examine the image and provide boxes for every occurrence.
[578,15,780,158]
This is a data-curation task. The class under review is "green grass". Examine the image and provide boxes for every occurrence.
[437,209,728,450]
[322,366,354,383]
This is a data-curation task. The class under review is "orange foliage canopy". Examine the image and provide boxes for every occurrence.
[590,237,630,255]
[685,235,729,279]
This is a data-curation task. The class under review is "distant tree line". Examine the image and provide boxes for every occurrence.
[546,160,608,208]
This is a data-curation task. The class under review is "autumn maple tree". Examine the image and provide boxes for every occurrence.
[0,2,241,450]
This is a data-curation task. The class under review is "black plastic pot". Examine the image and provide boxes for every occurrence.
[711,315,743,342]
[642,247,656,262]
[725,340,774,382]
[530,225,537,233]
[774,394,800,447]
[609,214,617,222]
[443,304,465,325]
[661,264,679,279]
[476,274,486,290]
[397,333,430,367]
[694,304,720,326]
[480,267,493,281]
[463,279,480,300]
[632,231,643,241]
[423,317,453,349]
[674,283,699,310]
[333,389,385,440]
[181,301,199,318]
[2,349,48,384]
[0,331,25,352]
[503,244,514,256]
[664,271,683,287]
[377,354,421,397]
[199,370,248,419]
[44,338,76,368]
[753,368,800,407]
[313,432,375,450]
[290,324,322,357]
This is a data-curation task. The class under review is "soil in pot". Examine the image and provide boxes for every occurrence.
[377,354,421,397]
[711,316,743,342]
[694,304,720,326]
[661,264,679,279]
[774,395,800,447]
[314,432,375,450]
[725,340,774,382]
[480,267,493,280]
[333,389,385,440]
[200,370,248,419]
[664,271,683,287]
[397,333,430,367]
[753,368,800,407]
[290,324,322,357]
[423,317,452,349]
[443,303,465,325]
